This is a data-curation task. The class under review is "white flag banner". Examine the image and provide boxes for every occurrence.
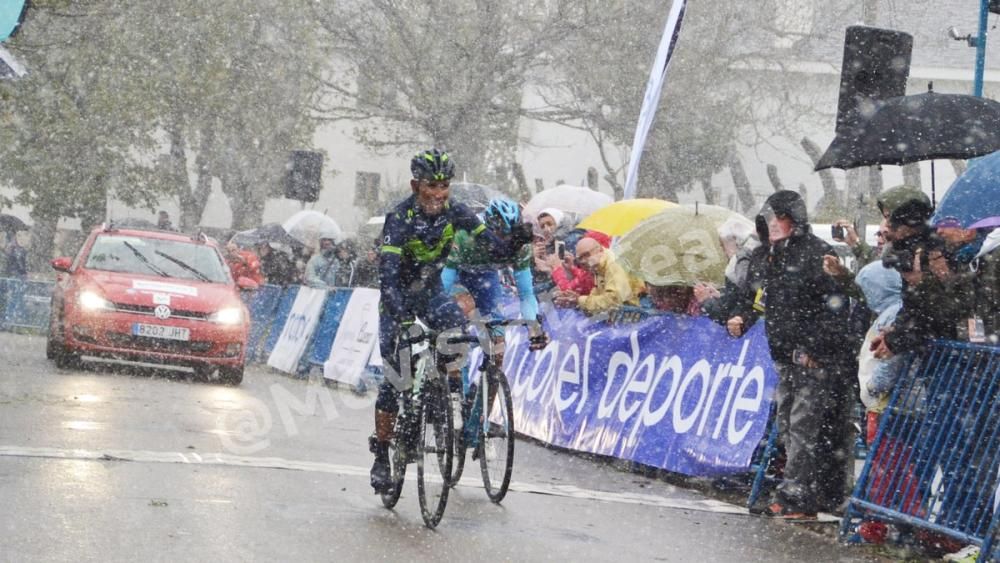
[622,0,687,200]
[323,288,380,386]
[267,287,328,373]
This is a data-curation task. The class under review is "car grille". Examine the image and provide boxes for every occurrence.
[112,303,210,320]
[106,332,213,354]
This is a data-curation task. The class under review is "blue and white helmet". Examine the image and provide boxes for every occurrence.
[483,198,521,234]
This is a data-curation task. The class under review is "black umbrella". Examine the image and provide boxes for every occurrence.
[230,223,302,250]
[816,91,1000,170]
[815,90,1000,203]
[0,213,28,233]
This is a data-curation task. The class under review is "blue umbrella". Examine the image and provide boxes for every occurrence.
[932,150,1000,229]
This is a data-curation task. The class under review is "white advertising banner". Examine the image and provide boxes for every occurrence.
[267,287,328,373]
[323,288,380,386]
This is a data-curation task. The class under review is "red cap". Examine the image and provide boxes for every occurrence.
[584,230,611,248]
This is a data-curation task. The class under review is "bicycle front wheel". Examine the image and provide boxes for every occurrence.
[417,382,453,528]
[448,390,467,488]
[479,367,515,503]
[380,436,406,509]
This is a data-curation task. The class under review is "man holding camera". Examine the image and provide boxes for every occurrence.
[871,194,963,359]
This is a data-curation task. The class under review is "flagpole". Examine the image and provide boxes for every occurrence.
[621,0,687,200]
[974,0,989,97]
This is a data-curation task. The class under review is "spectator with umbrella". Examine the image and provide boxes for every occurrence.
[332,239,359,287]
[304,228,341,289]
[0,213,29,235]
[351,241,380,289]
[971,229,1000,344]
[257,242,298,286]
[816,88,1000,204]
[0,213,29,277]
[4,229,28,279]
[224,238,263,286]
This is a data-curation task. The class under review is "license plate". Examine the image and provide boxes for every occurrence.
[132,323,190,341]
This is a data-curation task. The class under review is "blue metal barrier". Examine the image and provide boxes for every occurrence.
[307,289,352,367]
[747,406,781,511]
[840,341,1000,559]
[242,284,283,362]
[0,278,54,332]
[263,286,300,359]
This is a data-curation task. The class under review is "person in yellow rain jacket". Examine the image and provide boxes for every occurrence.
[553,235,639,314]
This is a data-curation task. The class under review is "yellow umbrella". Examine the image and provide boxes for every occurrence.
[576,198,677,236]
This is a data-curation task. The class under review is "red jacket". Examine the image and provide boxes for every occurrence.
[228,250,263,285]
[551,263,595,295]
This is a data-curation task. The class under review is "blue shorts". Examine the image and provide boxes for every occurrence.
[458,270,503,323]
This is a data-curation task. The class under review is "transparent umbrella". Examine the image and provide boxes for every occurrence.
[282,210,342,248]
[523,185,613,223]
[449,182,505,212]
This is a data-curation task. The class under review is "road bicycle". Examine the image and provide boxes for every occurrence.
[447,319,527,504]
[376,324,456,528]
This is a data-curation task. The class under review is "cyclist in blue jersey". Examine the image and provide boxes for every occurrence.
[370,149,532,492]
[441,198,548,354]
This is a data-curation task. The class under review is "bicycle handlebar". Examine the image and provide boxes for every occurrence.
[397,318,542,348]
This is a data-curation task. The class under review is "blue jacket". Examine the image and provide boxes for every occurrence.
[378,195,507,318]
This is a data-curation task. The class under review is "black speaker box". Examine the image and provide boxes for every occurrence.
[835,26,913,134]
[284,150,323,202]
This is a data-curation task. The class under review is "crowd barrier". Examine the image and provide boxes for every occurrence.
[0,277,54,332]
[840,340,1000,559]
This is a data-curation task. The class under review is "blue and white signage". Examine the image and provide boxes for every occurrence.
[499,308,777,476]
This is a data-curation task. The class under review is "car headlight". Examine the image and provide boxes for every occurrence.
[209,307,244,325]
[78,291,113,311]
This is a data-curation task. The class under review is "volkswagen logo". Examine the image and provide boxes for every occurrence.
[154,305,171,320]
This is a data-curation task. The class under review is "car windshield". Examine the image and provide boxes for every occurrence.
[84,235,229,283]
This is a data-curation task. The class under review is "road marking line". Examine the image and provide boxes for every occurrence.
[0,445,830,519]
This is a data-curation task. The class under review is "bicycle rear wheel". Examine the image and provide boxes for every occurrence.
[479,367,514,503]
[417,382,453,528]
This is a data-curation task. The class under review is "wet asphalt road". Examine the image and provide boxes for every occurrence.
[0,332,884,562]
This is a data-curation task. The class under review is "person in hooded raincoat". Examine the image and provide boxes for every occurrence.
[728,190,856,519]
[304,229,341,289]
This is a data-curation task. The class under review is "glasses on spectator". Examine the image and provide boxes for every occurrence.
[876,232,886,240]
[576,248,597,262]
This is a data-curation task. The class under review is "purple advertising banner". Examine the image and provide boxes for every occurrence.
[495,308,779,476]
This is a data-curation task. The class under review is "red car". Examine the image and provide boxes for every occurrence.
[47,225,257,385]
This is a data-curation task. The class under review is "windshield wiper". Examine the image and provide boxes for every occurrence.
[122,241,170,278]
[154,250,211,282]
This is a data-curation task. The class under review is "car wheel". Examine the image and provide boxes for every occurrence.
[193,364,216,381]
[46,307,65,361]
[53,345,81,370]
[219,366,243,386]
[45,333,59,360]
